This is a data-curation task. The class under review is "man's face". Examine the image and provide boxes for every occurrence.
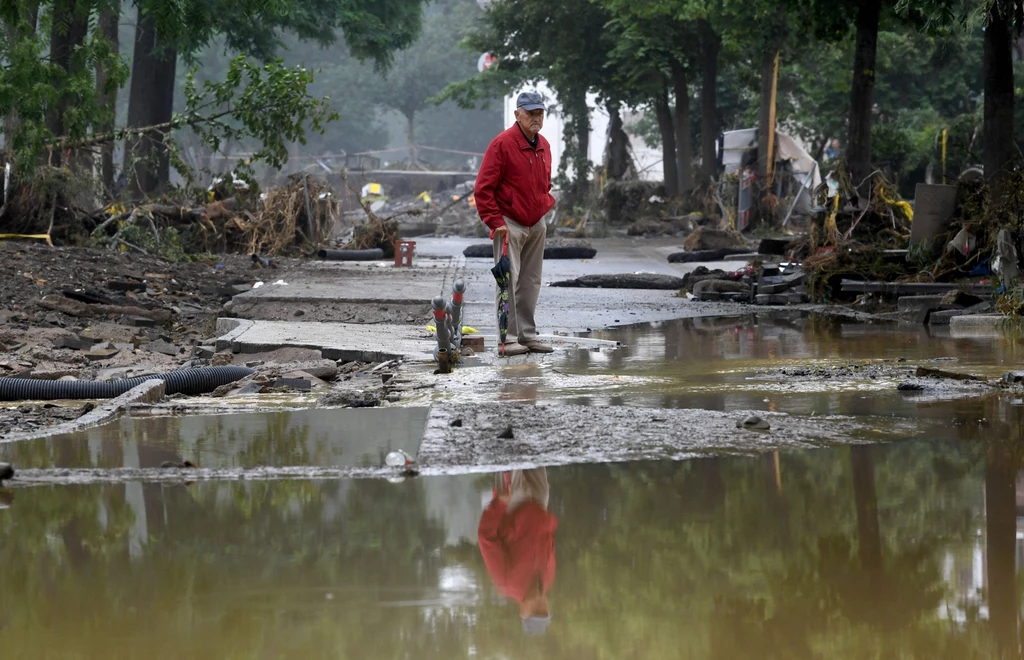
[515,108,544,135]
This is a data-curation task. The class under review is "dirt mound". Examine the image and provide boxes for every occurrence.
[683,228,746,251]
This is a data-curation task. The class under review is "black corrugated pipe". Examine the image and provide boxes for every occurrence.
[0,366,255,402]
[317,248,384,261]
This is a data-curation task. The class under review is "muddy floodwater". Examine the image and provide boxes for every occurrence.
[3,314,1024,657]
[2,424,1023,658]
[410,313,1021,416]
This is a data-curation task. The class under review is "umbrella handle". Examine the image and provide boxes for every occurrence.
[502,236,509,256]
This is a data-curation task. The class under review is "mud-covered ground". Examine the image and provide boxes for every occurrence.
[0,242,402,435]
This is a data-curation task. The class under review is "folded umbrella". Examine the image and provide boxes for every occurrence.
[490,237,512,356]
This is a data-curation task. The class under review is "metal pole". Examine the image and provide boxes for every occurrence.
[432,296,451,374]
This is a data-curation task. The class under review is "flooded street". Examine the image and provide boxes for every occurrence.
[2,314,1023,658]
[1,430,1020,658]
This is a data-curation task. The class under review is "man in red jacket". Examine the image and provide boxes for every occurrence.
[478,468,557,635]
[474,91,557,356]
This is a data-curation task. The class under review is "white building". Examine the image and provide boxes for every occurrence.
[502,81,662,186]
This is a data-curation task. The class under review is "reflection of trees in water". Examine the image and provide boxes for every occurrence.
[2,433,1020,657]
[0,477,452,657]
[543,442,987,658]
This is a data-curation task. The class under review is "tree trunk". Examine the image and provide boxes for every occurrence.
[983,0,1016,198]
[850,446,882,578]
[606,100,631,181]
[757,44,780,185]
[125,5,178,198]
[672,62,693,197]
[47,0,91,166]
[567,92,591,202]
[96,1,119,192]
[699,20,721,186]
[985,444,1019,657]
[406,112,417,166]
[654,88,678,198]
[846,0,881,190]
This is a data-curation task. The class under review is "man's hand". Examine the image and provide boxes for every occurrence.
[493,225,509,241]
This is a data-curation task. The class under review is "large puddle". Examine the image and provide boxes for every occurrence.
[0,408,428,470]
[412,314,1022,415]
[2,315,1024,655]
[1,428,1021,657]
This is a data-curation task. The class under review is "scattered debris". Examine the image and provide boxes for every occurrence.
[736,415,770,431]
[683,227,745,252]
[915,366,987,382]
[550,273,685,290]
[160,460,197,469]
[667,247,751,263]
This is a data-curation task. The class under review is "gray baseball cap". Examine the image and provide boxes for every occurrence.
[516,91,545,112]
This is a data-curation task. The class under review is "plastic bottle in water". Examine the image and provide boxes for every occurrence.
[385,450,412,467]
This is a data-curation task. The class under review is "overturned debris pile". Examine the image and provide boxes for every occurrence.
[233,174,338,255]
[77,174,340,257]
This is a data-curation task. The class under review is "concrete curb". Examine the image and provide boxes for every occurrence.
[949,314,1016,338]
[214,318,255,351]
[2,379,167,444]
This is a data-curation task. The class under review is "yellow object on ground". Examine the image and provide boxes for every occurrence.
[417,191,432,203]
[426,325,479,334]
[0,233,52,246]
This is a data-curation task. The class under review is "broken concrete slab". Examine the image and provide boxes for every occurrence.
[217,320,431,362]
[193,345,216,359]
[146,339,180,356]
[928,309,965,326]
[52,336,98,351]
[897,295,944,313]
[757,271,805,295]
[550,273,685,290]
[84,348,120,361]
[949,314,1009,338]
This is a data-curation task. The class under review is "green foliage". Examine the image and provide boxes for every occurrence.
[178,56,338,171]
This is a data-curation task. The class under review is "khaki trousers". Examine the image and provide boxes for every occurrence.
[493,217,546,343]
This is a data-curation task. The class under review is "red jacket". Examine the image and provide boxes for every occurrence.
[474,124,556,232]
[478,497,558,602]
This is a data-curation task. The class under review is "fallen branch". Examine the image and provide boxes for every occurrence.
[38,295,172,324]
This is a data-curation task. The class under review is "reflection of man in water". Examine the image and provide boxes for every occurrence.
[478,468,557,635]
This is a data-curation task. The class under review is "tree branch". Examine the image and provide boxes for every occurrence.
[49,100,281,151]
